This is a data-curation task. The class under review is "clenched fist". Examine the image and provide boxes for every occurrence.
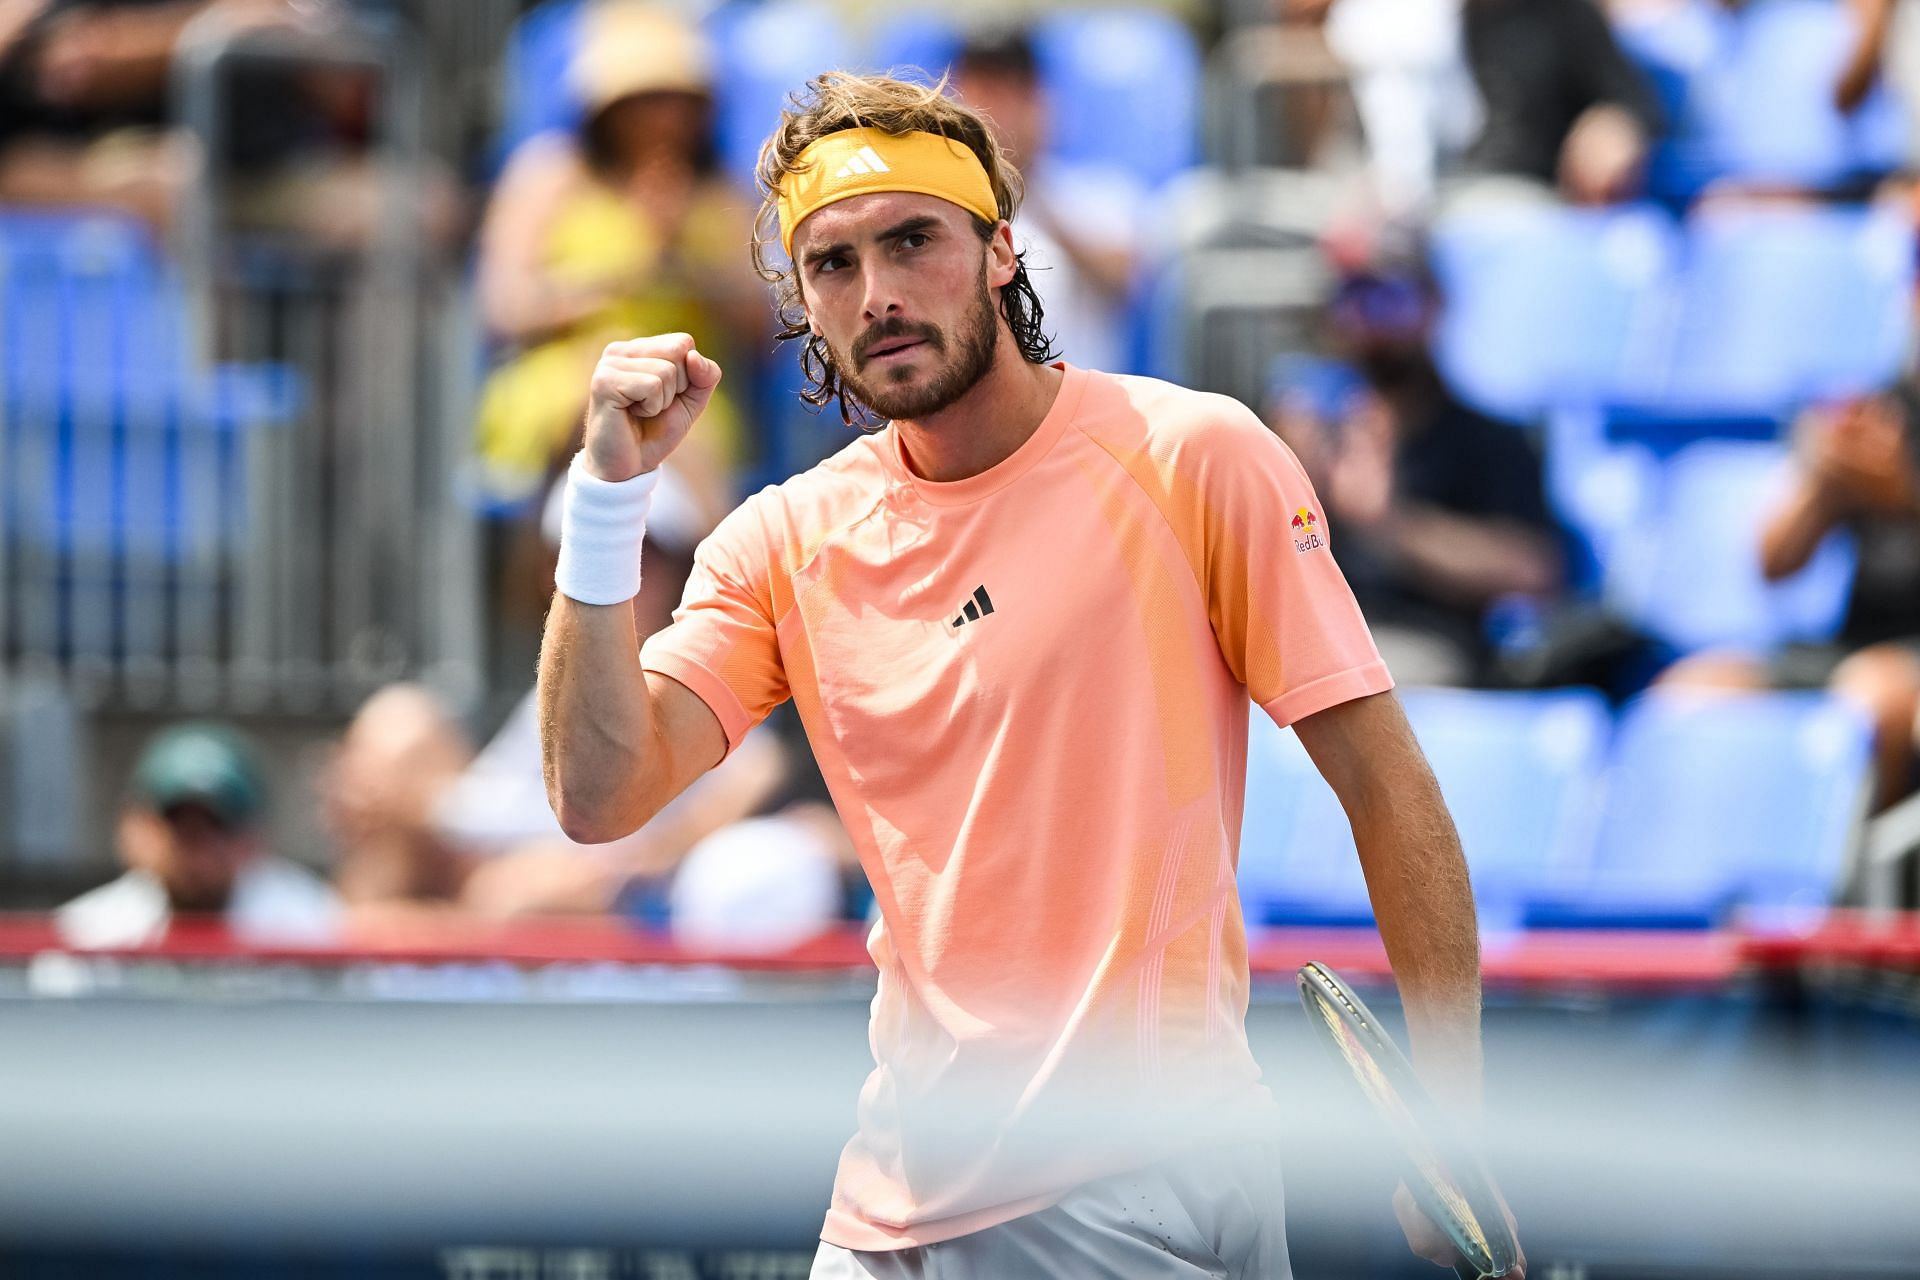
[582,332,722,483]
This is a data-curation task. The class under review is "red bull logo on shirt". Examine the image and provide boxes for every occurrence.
[1291,507,1326,553]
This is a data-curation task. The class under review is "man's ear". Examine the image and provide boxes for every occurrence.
[795,277,821,337]
[986,220,1017,290]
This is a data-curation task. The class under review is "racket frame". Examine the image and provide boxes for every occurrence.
[1296,960,1519,1280]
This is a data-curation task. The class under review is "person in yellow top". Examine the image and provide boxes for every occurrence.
[473,1,764,518]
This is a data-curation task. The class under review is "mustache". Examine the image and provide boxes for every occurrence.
[852,318,944,368]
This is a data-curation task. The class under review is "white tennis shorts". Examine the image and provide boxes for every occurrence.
[810,1140,1292,1279]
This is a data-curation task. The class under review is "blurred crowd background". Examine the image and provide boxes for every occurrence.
[3,0,1920,952]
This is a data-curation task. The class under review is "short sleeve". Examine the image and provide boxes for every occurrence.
[1194,408,1394,727]
[640,497,791,754]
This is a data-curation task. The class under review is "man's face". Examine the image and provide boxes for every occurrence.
[597,90,710,165]
[794,192,1014,421]
[117,802,257,914]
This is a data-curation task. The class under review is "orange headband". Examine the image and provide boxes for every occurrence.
[775,127,1000,256]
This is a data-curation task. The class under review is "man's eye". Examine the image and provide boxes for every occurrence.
[815,256,848,275]
[900,233,930,251]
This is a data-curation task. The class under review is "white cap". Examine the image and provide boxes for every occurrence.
[668,816,841,954]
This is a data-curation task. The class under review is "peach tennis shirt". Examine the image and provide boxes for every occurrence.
[640,364,1392,1250]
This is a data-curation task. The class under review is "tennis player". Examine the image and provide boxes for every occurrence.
[539,72,1525,1279]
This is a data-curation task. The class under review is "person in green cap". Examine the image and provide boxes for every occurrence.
[56,722,340,949]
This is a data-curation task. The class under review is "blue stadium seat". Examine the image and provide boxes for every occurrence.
[1618,0,1905,198]
[709,0,854,187]
[1031,9,1200,189]
[1239,690,1610,928]
[1403,688,1611,928]
[1656,206,1913,415]
[1239,708,1364,925]
[1529,692,1872,927]
[496,0,590,160]
[498,0,859,186]
[1430,204,1678,421]
[1708,0,1906,190]
[1612,0,1726,203]
[863,11,963,82]
[0,210,298,563]
[1615,441,1855,655]
[1541,408,1660,593]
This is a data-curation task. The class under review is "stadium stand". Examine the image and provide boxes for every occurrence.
[1244,688,1874,930]
[1529,692,1874,928]
[1241,689,1612,929]
[1432,202,1915,425]
[1616,440,1857,656]
[1617,0,1907,201]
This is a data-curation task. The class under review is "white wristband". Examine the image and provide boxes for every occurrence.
[555,453,658,605]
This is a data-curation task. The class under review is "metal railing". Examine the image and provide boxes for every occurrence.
[0,9,482,717]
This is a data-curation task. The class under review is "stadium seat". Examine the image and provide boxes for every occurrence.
[1240,708,1365,925]
[496,0,589,160]
[1239,689,1610,928]
[1403,688,1612,928]
[499,0,860,187]
[0,210,297,563]
[1655,205,1913,416]
[1529,692,1872,927]
[709,0,854,187]
[1541,408,1660,595]
[1429,204,1678,421]
[1614,441,1855,656]
[1708,0,1906,191]
[863,11,963,82]
[1617,0,1905,198]
[1031,9,1201,189]
[1612,0,1725,203]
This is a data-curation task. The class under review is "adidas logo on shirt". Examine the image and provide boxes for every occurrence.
[833,146,892,179]
[951,585,995,628]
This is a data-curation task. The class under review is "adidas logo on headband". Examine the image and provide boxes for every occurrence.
[833,145,892,179]
[777,128,998,254]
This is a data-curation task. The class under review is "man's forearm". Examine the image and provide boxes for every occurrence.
[1351,764,1485,1128]
[537,594,658,843]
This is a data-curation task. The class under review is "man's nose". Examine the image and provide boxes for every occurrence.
[860,261,903,324]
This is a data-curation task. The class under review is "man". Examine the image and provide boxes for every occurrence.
[57,721,340,948]
[948,27,1142,374]
[1458,0,1662,205]
[539,72,1523,1277]
[1269,269,1562,685]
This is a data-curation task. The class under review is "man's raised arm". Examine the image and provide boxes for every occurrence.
[538,334,728,845]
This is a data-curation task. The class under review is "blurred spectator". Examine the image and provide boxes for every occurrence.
[1268,270,1563,684]
[1457,0,1664,205]
[327,465,853,943]
[1315,0,1483,219]
[0,0,221,223]
[1659,385,1920,808]
[473,0,761,510]
[57,722,341,948]
[951,26,1143,375]
[1836,0,1900,115]
[0,0,458,243]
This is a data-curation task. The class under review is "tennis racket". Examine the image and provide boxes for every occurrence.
[1296,961,1520,1280]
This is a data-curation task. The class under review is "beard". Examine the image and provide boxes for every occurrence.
[829,271,1000,422]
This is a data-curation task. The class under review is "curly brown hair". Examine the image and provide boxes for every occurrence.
[752,71,1059,426]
